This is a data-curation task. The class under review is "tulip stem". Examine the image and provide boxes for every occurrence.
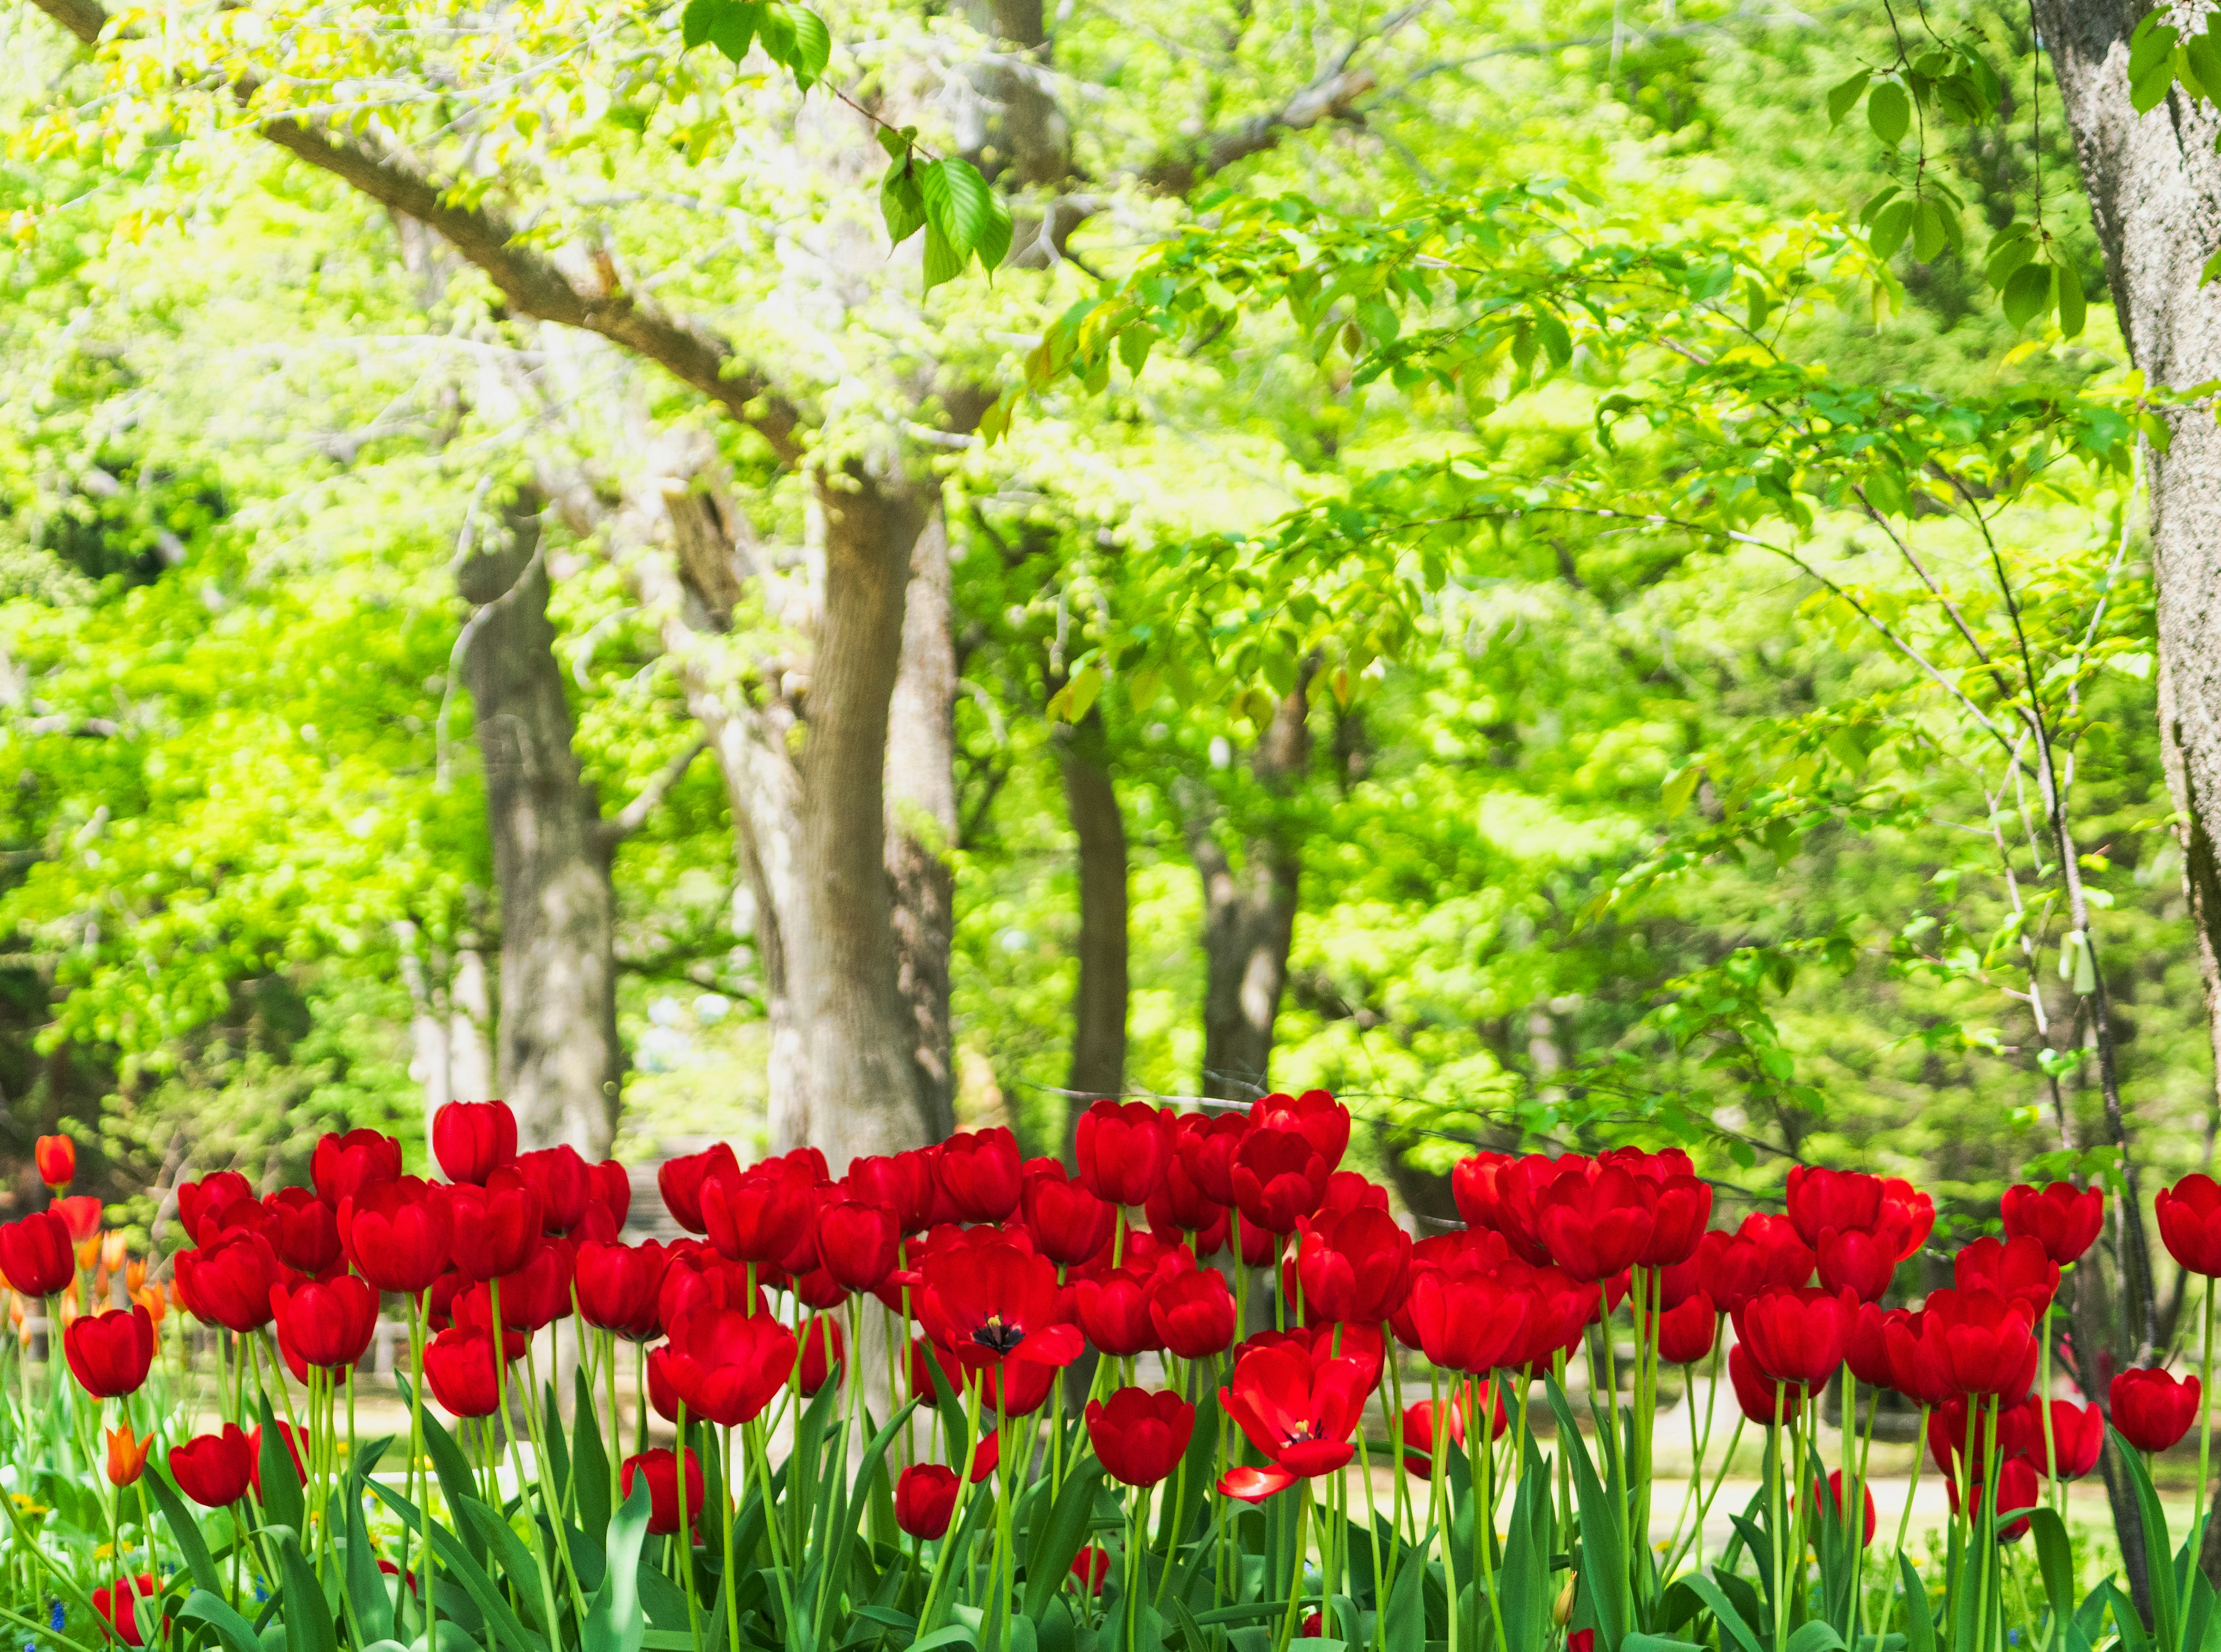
[1769,1386,1787,1652]
[1272,1483,1311,1652]
[2198,1274,2216,1569]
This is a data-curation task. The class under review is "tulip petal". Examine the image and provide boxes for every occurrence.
[1216,1464,1296,1503]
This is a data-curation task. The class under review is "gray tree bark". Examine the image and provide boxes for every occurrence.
[458,492,626,1158]
[2023,0,2221,1598]
[1182,681,1314,1100]
[1057,707,1129,1154]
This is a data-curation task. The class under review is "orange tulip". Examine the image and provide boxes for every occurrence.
[6,1293,24,1347]
[105,1425,152,1488]
[124,1259,146,1294]
[130,1286,168,1330]
[100,1233,128,1274]
[76,1236,101,1272]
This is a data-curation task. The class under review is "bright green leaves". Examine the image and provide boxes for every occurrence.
[878,130,1012,292]
[1857,183,1962,266]
[2127,10,2221,114]
[1986,221,2088,338]
[1865,78,1910,145]
[679,0,831,88]
[1829,43,2000,145]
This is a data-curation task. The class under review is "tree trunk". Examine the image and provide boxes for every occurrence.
[1057,707,1128,1155]
[2023,0,2221,1597]
[1183,681,1314,1101]
[886,511,960,1141]
[459,491,625,1157]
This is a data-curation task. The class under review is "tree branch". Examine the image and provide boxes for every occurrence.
[601,736,710,845]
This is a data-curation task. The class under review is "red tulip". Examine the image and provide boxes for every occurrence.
[848,1151,937,1237]
[1403,1266,1529,1374]
[1074,1269,1161,1358]
[1021,1171,1117,1267]
[798,1313,846,1396]
[271,1276,378,1374]
[576,1240,667,1339]
[1875,1178,1935,1263]
[1395,1385,1506,1476]
[1250,1091,1350,1171]
[701,1162,813,1266]
[0,1210,75,1296]
[448,1171,543,1281]
[1501,1263,1595,1372]
[621,1447,703,1535]
[589,1159,631,1228]
[169,1424,254,1507]
[662,1307,796,1426]
[1086,1385,1196,1487]
[516,1145,592,1235]
[1735,1286,1857,1388]
[1922,1287,2038,1399]
[178,1172,253,1241]
[432,1100,518,1185]
[1295,1208,1411,1323]
[937,1128,1023,1224]
[1535,1166,1655,1283]
[658,1143,739,1235]
[1816,1228,1898,1304]
[2112,1367,2201,1453]
[1150,1267,1237,1358]
[1953,1235,2060,1320]
[340,1177,453,1294]
[2036,1398,2105,1480]
[34,1134,75,1191]
[1176,1111,1252,1205]
[1070,1547,1112,1594]
[816,1200,901,1293]
[1148,1147,1226,1236]
[1638,1174,1713,1269]
[1700,1215,1816,1314]
[1884,1310,1956,1408]
[65,1304,155,1398]
[93,1575,159,1647]
[311,1128,402,1209]
[1216,1340,1371,1501]
[1230,1128,1330,1235]
[249,1420,307,1498]
[175,1231,282,1333]
[2161,1175,2221,1278]
[423,1326,519,1418]
[1075,1100,1176,1207]
[1655,1291,1717,1365]
[2001,1181,2104,1267]
[53,1193,102,1244]
[917,1241,1083,1370]
[1846,1302,1898,1388]
[1785,1167,1883,1249]
[1729,1340,1806,1425]
[1805,1470,1876,1546]
[895,1463,960,1539]
[482,1240,574,1332]
[264,1187,342,1274]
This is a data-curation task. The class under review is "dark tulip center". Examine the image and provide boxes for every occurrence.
[972,1314,1024,1354]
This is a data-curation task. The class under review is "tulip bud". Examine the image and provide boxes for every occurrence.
[34,1134,75,1192]
[1554,1576,1577,1628]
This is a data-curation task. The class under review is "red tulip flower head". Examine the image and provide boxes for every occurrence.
[816,1199,901,1293]
[340,1178,453,1295]
[1295,1207,1411,1323]
[1073,1269,1161,1358]
[433,1100,518,1186]
[1396,1387,1505,1476]
[2035,1399,2105,1480]
[1176,1111,1251,1206]
[448,1171,543,1281]
[798,1313,846,1396]
[53,1194,101,1246]
[1020,1171,1117,1267]
[2112,1367,2201,1453]
[1785,1167,1884,1249]
[621,1448,704,1535]
[34,1134,75,1191]
[2159,1175,2221,1278]
[1150,1267,1237,1358]
[1921,1287,2039,1399]
[1846,1302,1899,1388]
[516,1145,594,1235]
[1946,1456,2042,1543]
[662,1308,797,1426]
[1086,1386,1197,1487]
[264,1187,342,1274]
[1700,1215,1816,1315]
[175,1231,282,1333]
[1403,1266,1528,1375]
[1250,1091,1351,1171]
[311,1128,403,1209]
[1075,1100,1176,1207]
[1216,1340,1371,1502]
[65,1304,154,1398]
[1806,1470,1876,1546]
[1728,1341,1806,1425]
[937,1128,1023,1223]
[271,1276,378,1375]
[895,1463,960,1539]
[1638,1173,1713,1269]
[916,1241,1083,1371]
[1816,1228,1899,1304]
[1883,1310,1957,1409]
[248,1421,308,1498]
[2001,1181,2104,1267]
[1953,1235,2060,1320]
[177,1172,253,1242]
[170,1425,254,1507]
[575,1240,667,1340]
[423,1326,520,1418]
[1535,1165,1656,1283]
[1656,1292,1717,1365]
[701,1161,813,1266]
[1230,1127,1331,1235]
[93,1575,160,1648]
[1733,1285,1858,1389]
[658,1143,739,1236]
[0,1211,75,1297]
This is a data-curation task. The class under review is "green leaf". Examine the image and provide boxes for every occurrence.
[1910,199,1947,263]
[709,0,760,66]
[2129,17,2182,112]
[1784,1624,1847,1652]
[142,1467,224,1596]
[1897,1552,1937,1652]
[1064,666,1102,724]
[1544,1381,1628,1651]
[1868,199,1914,261]
[2184,28,2221,103]
[180,1589,266,1652]
[973,187,1014,274]
[1868,80,1911,144]
[680,0,717,48]
[921,224,965,293]
[584,1480,651,1652]
[257,1392,305,1537]
[367,1479,552,1652]
[881,164,927,247]
[2056,255,2087,338]
[1535,312,1573,368]
[1019,1459,1108,1619]
[278,1530,342,1652]
[344,1483,395,1645]
[921,158,995,265]
[2001,262,2054,330]
[1677,1572,1765,1652]
[789,6,831,86]
[1827,69,1872,125]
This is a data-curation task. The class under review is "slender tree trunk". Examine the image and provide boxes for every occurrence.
[1182,680,1314,1101]
[1057,706,1129,1154]
[459,490,625,1156]
[887,511,959,1140]
[2024,0,2221,1596]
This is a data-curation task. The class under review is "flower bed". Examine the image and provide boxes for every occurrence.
[0,1097,2211,1652]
